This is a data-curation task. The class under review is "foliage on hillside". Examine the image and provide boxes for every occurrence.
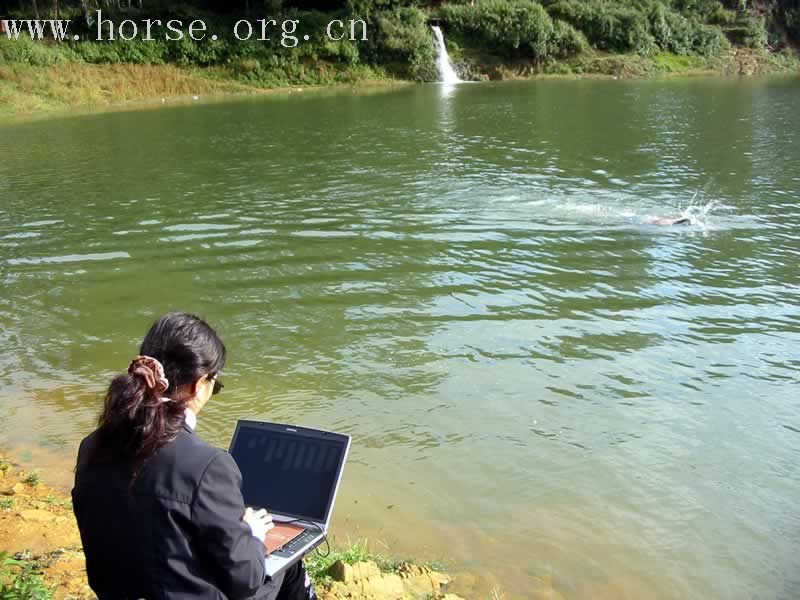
[0,0,797,84]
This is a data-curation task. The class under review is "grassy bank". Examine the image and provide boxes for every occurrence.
[0,60,405,118]
[0,62,250,116]
[0,45,796,120]
[0,454,464,600]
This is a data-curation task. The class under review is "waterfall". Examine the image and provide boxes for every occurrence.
[431,25,462,84]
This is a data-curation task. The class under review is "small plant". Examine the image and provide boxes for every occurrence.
[0,552,53,600]
[0,498,13,511]
[489,586,506,600]
[305,538,369,585]
[0,460,10,474]
[304,539,448,588]
[305,539,391,586]
[22,471,41,487]
[42,496,71,510]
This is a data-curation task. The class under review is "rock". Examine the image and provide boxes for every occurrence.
[328,560,381,584]
[452,572,476,590]
[328,561,350,583]
[12,482,27,495]
[320,581,355,599]
[360,572,404,599]
[397,562,451,596]
[321,560,466,600]
[532,589,567,600]
[19,509,55,523]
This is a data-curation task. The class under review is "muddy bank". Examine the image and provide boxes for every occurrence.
[0,454,465,600]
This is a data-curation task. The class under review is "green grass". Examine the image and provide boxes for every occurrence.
[42,495,71,510]
[651,51,706,73]
[0,552,52,600]
[305,539,376,586]
[0,59,397,119]
[303,539,446,587]
[21,471,41,487]
[766,47,800,72]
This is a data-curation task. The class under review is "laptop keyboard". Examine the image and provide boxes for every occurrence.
[271,528,320,558]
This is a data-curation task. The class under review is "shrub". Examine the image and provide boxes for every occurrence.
[548,19,589,58]
[0,552,52,600]
[692,23,730,55]
[621,9,656,55]
[740,15,767,48]
[113,39,169,64]
[441,0,569,60]
[726,14,767,48]
[372,7,436,80]
[165,36,233,66]
[547,0,651,53]
[664,11,696,54]
[319,39,361,65]
[706,2,737,25]
[648,3,731,55]
[649,3,672,49]
[67,40,121,63]
[0,37,65,66]
[786,9,800,44]
[546,0,734,56]
[22,471,40,487]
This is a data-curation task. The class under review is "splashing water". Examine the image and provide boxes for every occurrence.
[431,25,462,84]
[523,189,727,231]
[675,194,720,228]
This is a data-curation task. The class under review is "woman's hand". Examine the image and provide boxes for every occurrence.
[243,507,274,542]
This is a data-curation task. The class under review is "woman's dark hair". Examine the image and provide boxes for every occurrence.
[91,312,226,474]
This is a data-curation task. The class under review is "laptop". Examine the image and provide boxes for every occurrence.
[228,420,351,579]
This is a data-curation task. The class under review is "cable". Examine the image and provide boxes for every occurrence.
[313,535,331,558]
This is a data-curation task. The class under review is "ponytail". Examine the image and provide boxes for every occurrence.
[95,367,186,474]
[90,313,226,475]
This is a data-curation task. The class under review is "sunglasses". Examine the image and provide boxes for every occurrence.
[209,375,224,395]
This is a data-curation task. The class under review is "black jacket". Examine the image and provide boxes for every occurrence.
[72,423,267,600]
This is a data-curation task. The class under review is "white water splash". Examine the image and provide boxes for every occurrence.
[640,195,723,230]
[431,25,462,84]
[675,194,719,228]
[518,189,736,231]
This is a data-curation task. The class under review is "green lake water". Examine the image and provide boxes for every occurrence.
[1,78,799,599]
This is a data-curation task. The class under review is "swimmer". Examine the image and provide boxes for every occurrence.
[649,217,691,226]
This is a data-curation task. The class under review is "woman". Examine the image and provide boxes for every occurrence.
[72,312,316,600]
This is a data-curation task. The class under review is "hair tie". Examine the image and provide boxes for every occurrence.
[128,355,169,394]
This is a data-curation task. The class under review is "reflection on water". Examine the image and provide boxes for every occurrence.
[1,78,800,599]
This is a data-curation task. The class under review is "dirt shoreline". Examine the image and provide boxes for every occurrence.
[0,452,466,600]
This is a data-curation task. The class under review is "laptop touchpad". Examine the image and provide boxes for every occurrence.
[265,522,305,554]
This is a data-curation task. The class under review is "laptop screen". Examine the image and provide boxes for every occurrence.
[229,421,349,524]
